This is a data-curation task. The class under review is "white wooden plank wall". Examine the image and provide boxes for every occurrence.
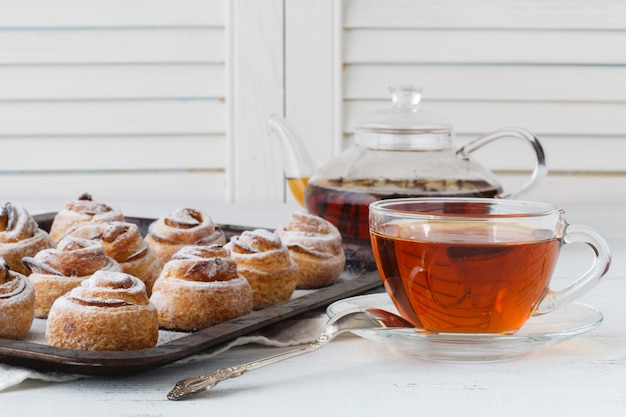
[0,0,229,204]
[2,0,625,207]
[340,0,626,206]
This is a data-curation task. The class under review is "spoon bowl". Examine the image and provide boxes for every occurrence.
[167,307,415,400]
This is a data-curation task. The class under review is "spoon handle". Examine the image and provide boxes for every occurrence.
[167,333,332,400]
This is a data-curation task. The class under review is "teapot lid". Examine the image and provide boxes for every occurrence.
[354,85,454,150]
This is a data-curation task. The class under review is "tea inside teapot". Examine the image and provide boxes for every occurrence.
[305,177,502,243]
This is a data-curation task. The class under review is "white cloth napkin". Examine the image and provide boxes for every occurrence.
[0,314,327,392]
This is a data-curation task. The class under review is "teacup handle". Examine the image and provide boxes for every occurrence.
[456,128,548,199]
[535,224,612,315]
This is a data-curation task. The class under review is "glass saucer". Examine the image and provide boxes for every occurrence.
[327,293,603,362]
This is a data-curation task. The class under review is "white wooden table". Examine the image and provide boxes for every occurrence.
[2,201,625,417]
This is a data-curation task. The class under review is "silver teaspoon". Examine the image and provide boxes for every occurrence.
[167,307,415,400]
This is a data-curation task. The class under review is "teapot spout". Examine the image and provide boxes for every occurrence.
[268,114,316,178]
[268,114,316,206]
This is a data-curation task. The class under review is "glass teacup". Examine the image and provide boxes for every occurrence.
[369,198,611,333]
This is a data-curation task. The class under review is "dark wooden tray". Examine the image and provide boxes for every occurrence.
[0,213,381,376]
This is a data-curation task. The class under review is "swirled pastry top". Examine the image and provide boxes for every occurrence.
[49,193,124,242]
[226,229,298,309]
[0,203,54,276]
[274,212,345,289]
[0,257,35,339]
[147,207,225,245]
[228,229,294,269]
[22,236,119,277]
[275,211,344,259]
[161,245,239,283]
[0,259,28,299]
[97,221,151,263]
[0,203,39,243]
[66,270,151,308]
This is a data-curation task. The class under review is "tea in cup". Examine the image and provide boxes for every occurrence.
[369,198,611,333]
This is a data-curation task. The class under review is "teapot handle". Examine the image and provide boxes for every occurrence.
[456,128,548,199]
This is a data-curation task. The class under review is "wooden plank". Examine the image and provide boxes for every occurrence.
[0,29,224,64]
[285,0,339,166]
[0,171,228,203]
[0,0,225,27]
[341,132,626,173]
[0,135,226,171]
[343,0,626,30]
[498,175,626,206]
[0,65,225,100]
[343,100,626,137]
[343,29,626,65]
[229,0,285,202]
[343,64,626,102]
[0,100,225,135]
[455,134,626,173]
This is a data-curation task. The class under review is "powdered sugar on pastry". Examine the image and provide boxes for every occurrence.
[227,229,298,309]
[49,193,124,243]
[22,236,120,318]
[94,221,162,295]
[150,244,253,331]
[145,207,226,265]
[46,270,158,351]
[0,257,35,339]
[0,203,54,276]
[275,211,345,289]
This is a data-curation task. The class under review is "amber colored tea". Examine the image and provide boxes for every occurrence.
[371,221,560,333]
[287,177,308,207]
[305,178,501,243]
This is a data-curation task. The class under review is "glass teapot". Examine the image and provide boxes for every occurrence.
[269,85,547,243]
